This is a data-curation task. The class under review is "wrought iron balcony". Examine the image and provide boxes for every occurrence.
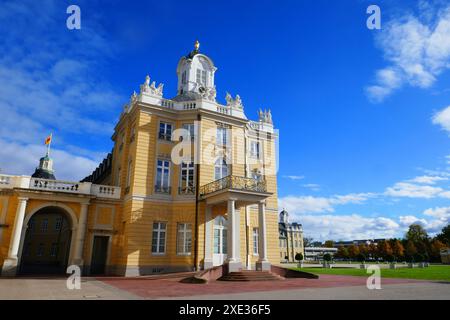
[199,175,267,197]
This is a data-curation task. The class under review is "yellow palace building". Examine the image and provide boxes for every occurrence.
[0,42,279,277]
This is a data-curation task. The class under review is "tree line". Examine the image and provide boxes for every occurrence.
[328,223,449,263]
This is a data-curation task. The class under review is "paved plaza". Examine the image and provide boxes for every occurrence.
[0,273,448,300]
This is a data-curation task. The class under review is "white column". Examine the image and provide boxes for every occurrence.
[256,200,270,271]
[71,202,89,267]
[203,205,213,269]
[227,198,241,272]
[1,197,28,276]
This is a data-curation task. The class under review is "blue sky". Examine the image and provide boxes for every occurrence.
[0,0,449,241]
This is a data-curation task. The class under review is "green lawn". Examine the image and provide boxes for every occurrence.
[294,265,450,281]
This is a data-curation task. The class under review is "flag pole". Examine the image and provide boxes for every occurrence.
[46,133,52,157]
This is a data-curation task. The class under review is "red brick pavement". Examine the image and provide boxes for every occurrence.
[98,274,426,299]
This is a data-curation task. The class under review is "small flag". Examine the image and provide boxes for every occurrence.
[44,134,52,145]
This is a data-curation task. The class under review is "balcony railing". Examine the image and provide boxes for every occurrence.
[0,174,121,199]
[199,175,267,197]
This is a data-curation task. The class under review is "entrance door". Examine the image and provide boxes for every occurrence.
[90,236,109,275]
[213,216,227,266]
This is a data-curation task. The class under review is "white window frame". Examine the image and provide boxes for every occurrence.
[179,161,195,194]
[214,158,228,180]
[156,159,171,193]
[216,127,228,146]
[151,222,167,255]
[253,228,259,255]
[159,122,173,141]
[250,141,260,158]
[177,223,192,255]
[182,123,195,140]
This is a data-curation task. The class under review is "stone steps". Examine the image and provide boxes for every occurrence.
[219,270,284,281]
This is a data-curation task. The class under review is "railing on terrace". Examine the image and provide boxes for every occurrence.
[199,175,267,197]
[0,174,121,199]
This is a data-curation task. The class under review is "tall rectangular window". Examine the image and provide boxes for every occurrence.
[182,123,195,140]
[50,243,58,257]
[180,161,194,194]
[37,243,44,256]
[196,69,207,85]
[41,219,48,233]
[156,160,170,193]
[159,122,173,141]
[250,141,260,158]
[177,223,192,255]
[182,71,186,84]
[126,160,132,188]
[216,127,227,146]
[55,217,62,231]
[253,228,259,255]
[151,222,166,254]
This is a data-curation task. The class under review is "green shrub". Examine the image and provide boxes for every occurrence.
[323,253,332,262]
[295,253,304,262]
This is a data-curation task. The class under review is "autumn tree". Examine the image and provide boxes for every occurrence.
[430,239,446,262]
[324,240,335,248]
[405,240,417,262]
[378,240,394,260]
[335,245,349,260]
[392,240,405,261]
[348,244,360,260]
[358,244,368,258]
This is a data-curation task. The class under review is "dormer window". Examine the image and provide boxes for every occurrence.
[196,69,207,85]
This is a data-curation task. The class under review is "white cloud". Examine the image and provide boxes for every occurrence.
[299,214,400,241]
[424,206,450,219]
[279,192,374,215]
[0,139,100,181]
[366,5,450,102]
[0,0,124,179]
[302,183,320,191]
[283,175,305,180]
[385,182,450,198]
[432,105,450,134]
[408,175,448,184]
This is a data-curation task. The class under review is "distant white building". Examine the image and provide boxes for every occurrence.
[304,247,337,261]
[278,210,304,262]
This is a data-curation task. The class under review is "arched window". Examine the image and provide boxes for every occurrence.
[215,157,228,180]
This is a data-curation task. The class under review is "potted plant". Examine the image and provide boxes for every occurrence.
[295,253,304,268]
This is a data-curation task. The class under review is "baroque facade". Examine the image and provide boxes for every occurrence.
[278,209,304,262]
[0,42,279,276]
